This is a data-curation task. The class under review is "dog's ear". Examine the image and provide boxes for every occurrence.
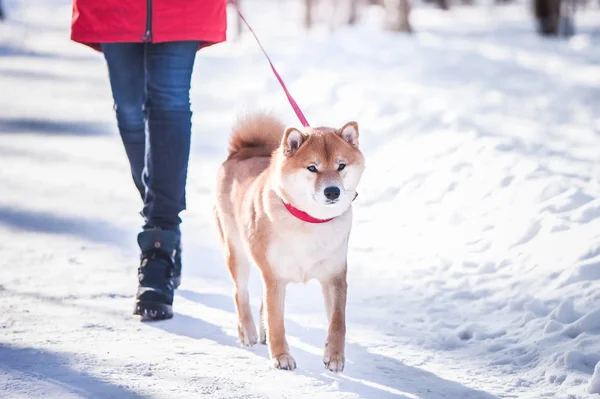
[282,127,306,157]
[337,122,359,148]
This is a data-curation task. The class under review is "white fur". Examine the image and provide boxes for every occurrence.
[266,210,352,283]
[340,123,358,147]
[284,128,305,154]
[273,165,362,221]
[265,127,363,283]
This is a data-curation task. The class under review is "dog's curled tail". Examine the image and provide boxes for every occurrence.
[228,113,286,160]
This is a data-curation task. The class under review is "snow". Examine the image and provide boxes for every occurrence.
[1,0,599,398]
[591,362,600,394]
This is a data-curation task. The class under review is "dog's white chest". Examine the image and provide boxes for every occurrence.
[266,218,350,283]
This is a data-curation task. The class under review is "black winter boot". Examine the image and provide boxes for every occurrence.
[134,228,179,320]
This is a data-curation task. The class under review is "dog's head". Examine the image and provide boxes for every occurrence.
[272,122,365,220]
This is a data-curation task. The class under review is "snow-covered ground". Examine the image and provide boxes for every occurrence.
[1,0,599,398]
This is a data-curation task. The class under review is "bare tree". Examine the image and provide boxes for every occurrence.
[384,0,413,32]
[348,0,359,25]
[534,0,562,35]
[421,0,449,10]
[306,0,412,33]
[305,0,315,29]
[227,0,243,39]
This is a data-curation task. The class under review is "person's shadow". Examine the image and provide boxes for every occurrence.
[0,344,146,399]
[151,289,499,399]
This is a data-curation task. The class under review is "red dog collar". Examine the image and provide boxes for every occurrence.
[282,192,358,224]
[282,201,334,223]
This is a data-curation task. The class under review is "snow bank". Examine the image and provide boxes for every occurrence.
[0,0,599,398]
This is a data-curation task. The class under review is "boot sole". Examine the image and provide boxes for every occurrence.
[134,301,173,321]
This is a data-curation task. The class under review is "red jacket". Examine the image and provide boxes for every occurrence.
[71,0,227,51]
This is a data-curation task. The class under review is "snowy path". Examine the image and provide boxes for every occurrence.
[1,0,600,398]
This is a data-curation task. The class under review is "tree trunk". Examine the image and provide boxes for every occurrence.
[384,0,412,32]
[348,0,359,25]
[534,0,561,35]
[305,0,314,29]
[437,0,450,10]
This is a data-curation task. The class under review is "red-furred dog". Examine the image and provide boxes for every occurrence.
[214,113,365,372]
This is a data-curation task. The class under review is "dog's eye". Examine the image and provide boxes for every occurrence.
[338,163,346,171]
[307,165,318,173]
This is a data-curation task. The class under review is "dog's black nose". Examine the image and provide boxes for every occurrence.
[324,186,341,200]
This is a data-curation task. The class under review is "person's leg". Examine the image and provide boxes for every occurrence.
[133,40,199,320]
[101,43,147,201]
[102,43,169,320]
[143,40,199,231]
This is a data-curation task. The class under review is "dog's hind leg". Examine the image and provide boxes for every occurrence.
[215,210,258,346]
[229,243,257,346]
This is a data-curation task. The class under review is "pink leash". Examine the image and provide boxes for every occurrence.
[230,2,360,223]
[230,0,310,127]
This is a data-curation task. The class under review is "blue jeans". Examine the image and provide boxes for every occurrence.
[102,41,199,232]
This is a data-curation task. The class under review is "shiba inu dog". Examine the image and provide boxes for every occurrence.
[214,113,365,372]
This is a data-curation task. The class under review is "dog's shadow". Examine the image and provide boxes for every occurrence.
[155,289,498,399]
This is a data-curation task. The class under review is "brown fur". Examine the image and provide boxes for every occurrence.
[215,112,364,372]
[228,113,286,161]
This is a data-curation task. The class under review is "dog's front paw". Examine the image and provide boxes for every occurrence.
[272,353,297,370]
[323,351,345,373]
[238,322,258,347]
